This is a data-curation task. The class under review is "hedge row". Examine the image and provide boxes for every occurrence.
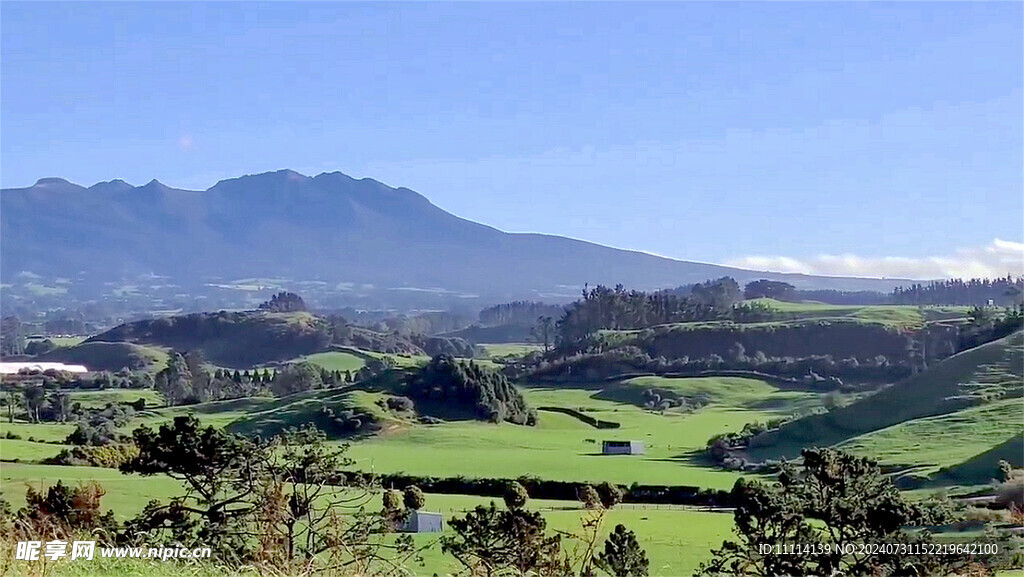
[536,406,620,429]
[336,471,734,507]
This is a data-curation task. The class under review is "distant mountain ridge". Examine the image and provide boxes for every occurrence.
[1,169,909,305]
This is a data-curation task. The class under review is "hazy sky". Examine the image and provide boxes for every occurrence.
[2,2,1022,278]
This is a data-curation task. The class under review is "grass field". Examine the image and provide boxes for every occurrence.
[2,469,1010,577]
[67,389,165,409]
[340,377,820,487]
[749,331,1022,461]
[477,342,543,358]
[838,398,1024,476]
[402,494,737,576]
[1,361,1019,576]
[41,341,170,373]
[2,375,820,488]
[0,461,735,576]
[296,351,366,371]
[28,336,87,347]
[0,463,185,517]
[0,421,77,443]
[0,438,70,461]
[745,299,972,328]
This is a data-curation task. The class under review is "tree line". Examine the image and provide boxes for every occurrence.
[555,278,743,348]
[892,276,1024,306]
[479,301,567,327]
[154,350,362,406]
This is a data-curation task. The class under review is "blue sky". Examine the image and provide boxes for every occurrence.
[2,2,1022,277]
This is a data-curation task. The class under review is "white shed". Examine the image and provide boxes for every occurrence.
[400,510,444,533]
[602,440,645,455]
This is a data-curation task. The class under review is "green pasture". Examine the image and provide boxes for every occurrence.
[0,463,185,518]
[0,375,820,488]
[296,351,366,371]
[67,389,165,409]
[400,494,737,577]
[28,336,87,347]
[838,398,1024,477]
[0,462,736,577]
[745,299,972,327]
[0,421,77,443]
[342,377,819,488]
[748,331,1022,461]
[477,342,543,358]
[0,438,69,462]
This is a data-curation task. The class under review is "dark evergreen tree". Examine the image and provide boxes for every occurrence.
[406,355,535,425]
[597,524,649,577]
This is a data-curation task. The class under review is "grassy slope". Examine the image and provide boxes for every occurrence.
[929,433,1024,486]
[39,341,169,373]
[66,389,165,409]
[87,311,329,368]
[477,342,544,358]
[28,336,87,347]
[748,331,1023,484]
[296,351,366,371]
[837,398,1024,476]
[747,299,972,327]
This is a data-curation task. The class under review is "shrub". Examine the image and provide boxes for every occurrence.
[403,485,426,510]
[503,481,528,510]
[45,444,140,468]
[386,396,415,412]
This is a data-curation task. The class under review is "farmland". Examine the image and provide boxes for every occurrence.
[3,375,819,487]
[744,299,973,328]
[1,300,1021,575]
[0,458,737,576]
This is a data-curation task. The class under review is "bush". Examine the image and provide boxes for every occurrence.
[503,481,528,510]
[45,444,140,468]
[403,485,426,510]
[578,484,602,509]
[597,481,624,509]
[386,396,415,412]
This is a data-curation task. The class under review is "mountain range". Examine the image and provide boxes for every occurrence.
[1,169,909,306]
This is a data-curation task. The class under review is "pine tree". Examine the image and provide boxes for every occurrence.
[597,525,649,577]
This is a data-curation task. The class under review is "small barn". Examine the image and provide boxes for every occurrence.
[399,510,444,533]
[602,440,645,455]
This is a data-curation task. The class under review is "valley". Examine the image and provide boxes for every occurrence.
[2,281,1022,576]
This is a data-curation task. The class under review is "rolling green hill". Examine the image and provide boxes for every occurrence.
[87,311,333,367]
[745,299,972,327]
[39,341,169,372]
[83,310,474,369]
[929,433,1024,487]
[747,331,1023,485]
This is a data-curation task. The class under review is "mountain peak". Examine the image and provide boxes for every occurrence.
[88,179,134,193]
[210,169,312,190]
[34,177,74,187]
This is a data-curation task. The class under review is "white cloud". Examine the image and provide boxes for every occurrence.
[726,239,1024,280]
[178,134,195,151]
